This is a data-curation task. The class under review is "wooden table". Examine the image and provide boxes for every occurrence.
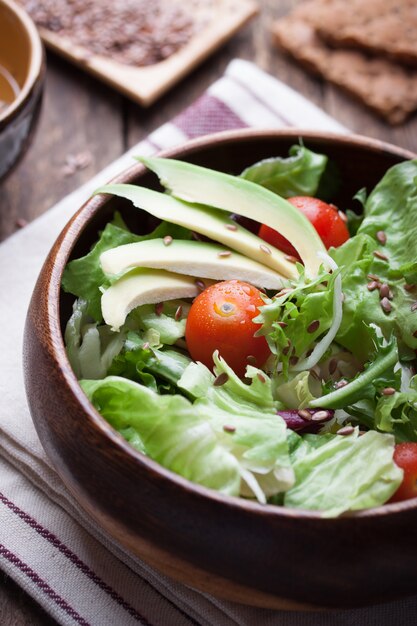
[1,0,417,622]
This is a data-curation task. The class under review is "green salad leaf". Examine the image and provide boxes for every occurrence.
[109,331,191,393]
[82,373,294,502]
[240,144,337,199]
[284,429,402,516]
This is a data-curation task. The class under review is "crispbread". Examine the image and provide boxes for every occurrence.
[310,0,417,68]
[272,4,417,124]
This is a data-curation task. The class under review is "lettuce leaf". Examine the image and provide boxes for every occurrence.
[108,331,191,393]
[240,145,338,199]
[284,429,402,516]
[81,373,294,502]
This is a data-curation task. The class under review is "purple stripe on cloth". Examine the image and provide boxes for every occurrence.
[228,73,293,127]
[174,93,247,138]
[0,492,152,626]
[0,544,90,626]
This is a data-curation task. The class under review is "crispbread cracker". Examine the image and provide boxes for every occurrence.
[272,4,417,124]
[311,0,417,68]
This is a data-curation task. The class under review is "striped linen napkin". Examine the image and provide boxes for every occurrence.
[1,59,415,626]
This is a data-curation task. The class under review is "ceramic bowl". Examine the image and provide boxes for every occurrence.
[24,129,417,610]
[0,0,44,180]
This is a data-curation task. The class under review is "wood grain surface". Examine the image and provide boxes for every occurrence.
[2,0,417,622]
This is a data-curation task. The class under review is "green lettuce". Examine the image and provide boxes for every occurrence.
[81,372,294,502]
[240,144,338,199]
[109,331,191,393]
[284,429,402,516]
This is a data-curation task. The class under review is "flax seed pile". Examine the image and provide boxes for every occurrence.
[20,0,213,66]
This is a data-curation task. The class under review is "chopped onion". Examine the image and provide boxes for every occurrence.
[292,251,343,372]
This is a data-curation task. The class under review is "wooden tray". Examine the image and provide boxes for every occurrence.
[36,0,258,106]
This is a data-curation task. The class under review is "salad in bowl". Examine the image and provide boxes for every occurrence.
[61,142,417,518]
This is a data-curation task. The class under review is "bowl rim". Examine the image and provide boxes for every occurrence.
[0,0,44,126]
[50,128,417,522]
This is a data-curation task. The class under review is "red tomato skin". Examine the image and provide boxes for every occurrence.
[258,196,350,257]
[389,443,417,503]
[185,280,270,377]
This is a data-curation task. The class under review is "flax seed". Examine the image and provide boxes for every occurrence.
[412,302,417,312]
[307,320,320,333]
[260,244,272,255]
[367,281,379,291]
[257,373,266,383]
[374,250,388,261]
[217,250,232,258]
[214,373,229,387]
[298,409,312,420]
[155,302,164,316]
[225,223,238,231]
[223,424,236,433]
[311,410,330,422]
[376,231,387,245]
[337,426,355,436]
[382,387,396,396]
[195,279,206,292]
[285,255,298,264]
[380,297,392,314]
[379,283,390,299]
[174,305,183,321]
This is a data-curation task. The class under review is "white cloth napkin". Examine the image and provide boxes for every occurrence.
[1,59,415,626]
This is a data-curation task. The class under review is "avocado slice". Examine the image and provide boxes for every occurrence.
[95,184,298,279]
[101,268,211,331]
[140,157,326,278]
[100,239,284,290]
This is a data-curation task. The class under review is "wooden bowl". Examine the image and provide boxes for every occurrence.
[0,0,44,179]
[24,129,417,610]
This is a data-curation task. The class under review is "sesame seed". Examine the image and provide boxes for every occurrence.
[214,373,229,386]
[225,223,238,231]
[367,274,380,281]
[163,235,173,246]
[195,279,206,292]
[338,210,348,223]
[412,302,417,312]
[298,409,312,420]
[374,250,388,261]
[337,426,355,436]
[174,305,183,321]
[217,250,232,258]
[155,302,164,316]
[382,387,396,396]
[285,255,298,264]
[223,424,236,433]
[257,373,266,383]
[367,281,379,291]
[404,284,416,292]
[376,231,387,245]
[311,410,330,422]
[307,320,320,333]
[380,297,392,314]
[260,244,272,255]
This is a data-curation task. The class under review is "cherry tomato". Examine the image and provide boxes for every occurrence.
[389,443,417,502]
[258,196,350,258]
[185,280,270,377]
